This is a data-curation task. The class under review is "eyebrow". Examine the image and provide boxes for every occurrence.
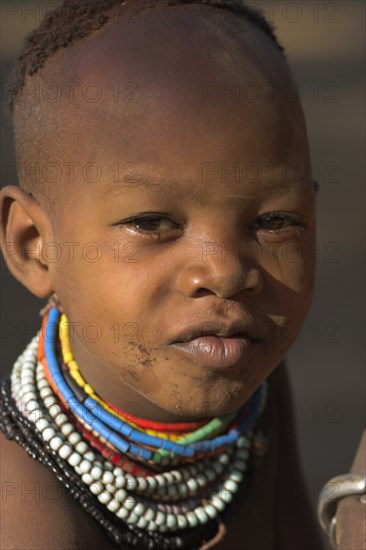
[103,177,209,204]
[105,179,187,195]
[102,173,309,202]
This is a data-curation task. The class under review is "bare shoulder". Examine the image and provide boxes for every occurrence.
[0,431,110,549]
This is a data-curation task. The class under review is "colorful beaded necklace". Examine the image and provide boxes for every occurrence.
[1,306,270,549]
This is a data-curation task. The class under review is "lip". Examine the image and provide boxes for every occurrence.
[170,335,256,369]
[170,319,261,344]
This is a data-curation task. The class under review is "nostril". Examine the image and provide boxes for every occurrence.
[193,288,215,298]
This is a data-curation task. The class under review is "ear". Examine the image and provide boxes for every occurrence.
[0,185,54,298]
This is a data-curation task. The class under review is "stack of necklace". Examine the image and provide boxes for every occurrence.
[1,307,270,550]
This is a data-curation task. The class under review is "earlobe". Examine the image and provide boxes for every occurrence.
[0,185,54,298]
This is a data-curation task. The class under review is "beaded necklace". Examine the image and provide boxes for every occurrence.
[1,307,270,549]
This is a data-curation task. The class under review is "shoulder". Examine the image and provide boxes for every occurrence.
[0,431,110,549]
[269,362,326,550]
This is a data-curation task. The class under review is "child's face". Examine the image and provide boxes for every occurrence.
[21,8,316,419]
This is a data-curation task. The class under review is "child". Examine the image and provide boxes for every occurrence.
[0,1,325,548]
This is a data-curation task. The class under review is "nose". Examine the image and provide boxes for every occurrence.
[176,233,263,299]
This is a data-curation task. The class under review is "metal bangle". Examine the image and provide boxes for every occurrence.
[317,473,366,549]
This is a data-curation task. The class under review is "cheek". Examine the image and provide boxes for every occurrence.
[259,237,315,336]
[53,241,141,300]
[53,252,159,356]
[260,234,315,295]
[281,247,315,296]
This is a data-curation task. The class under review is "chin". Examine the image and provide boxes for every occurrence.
[164,389,251,419]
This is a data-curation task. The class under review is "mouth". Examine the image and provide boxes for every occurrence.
[169,319,262,343]
[168,321,262,370]
[170,335,257,369]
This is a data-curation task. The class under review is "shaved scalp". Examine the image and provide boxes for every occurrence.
[7,0,284,112]
[6,0,288,208]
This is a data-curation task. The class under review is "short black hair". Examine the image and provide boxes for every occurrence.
[6,0,285,113]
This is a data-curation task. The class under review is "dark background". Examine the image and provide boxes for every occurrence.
[1,0,365,541]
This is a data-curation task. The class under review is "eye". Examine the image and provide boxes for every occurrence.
[118,214,182,237]
[252,212,305,233]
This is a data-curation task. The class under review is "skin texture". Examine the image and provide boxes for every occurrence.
[0,6,324,549]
